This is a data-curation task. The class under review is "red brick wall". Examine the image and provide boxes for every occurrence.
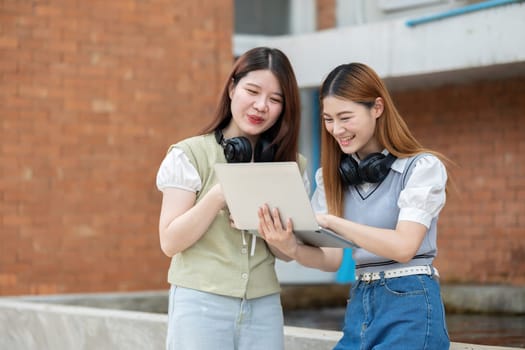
[312,0,525,286]
[0,0,233,295]
[392,78,525,286]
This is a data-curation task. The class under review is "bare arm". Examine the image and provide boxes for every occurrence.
[322,154,447,263]
[158,184,226,257]
[318,214,426,263]
[266,244,294,262]
[258,204,343,271]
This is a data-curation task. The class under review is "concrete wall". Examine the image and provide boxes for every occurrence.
[259,2,525,88]
[0,299,516,350]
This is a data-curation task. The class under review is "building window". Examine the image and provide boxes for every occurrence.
[234,0,290,35]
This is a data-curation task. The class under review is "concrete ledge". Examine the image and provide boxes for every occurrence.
[6,290,169,313]
[0,300,166,350]
[442,285,525,314]
[281,283,525,314]
[7,284,525,315]
[0,299,516,350]
[285,326,342,350]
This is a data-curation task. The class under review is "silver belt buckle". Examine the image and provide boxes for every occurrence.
[361,272,373,283]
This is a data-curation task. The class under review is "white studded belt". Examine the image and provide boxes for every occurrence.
[356,265,439,283]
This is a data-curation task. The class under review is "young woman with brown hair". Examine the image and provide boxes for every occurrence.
[156,47,307,350]
[259,62,450,349]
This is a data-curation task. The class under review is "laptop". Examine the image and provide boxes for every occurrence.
[214,162,358,249]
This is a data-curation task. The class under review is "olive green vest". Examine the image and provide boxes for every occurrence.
[166,133,307,299]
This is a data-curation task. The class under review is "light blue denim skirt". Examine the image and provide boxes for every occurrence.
[334,274,450,350]
[166,285,284,350]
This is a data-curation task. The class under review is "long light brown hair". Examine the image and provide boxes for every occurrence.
[201,47,301,162]
[319,63,452,216]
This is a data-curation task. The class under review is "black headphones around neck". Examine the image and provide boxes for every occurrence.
[214,129,275,163]
[339,152,397,186]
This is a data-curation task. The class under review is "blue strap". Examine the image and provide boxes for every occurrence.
[335,248,355,283]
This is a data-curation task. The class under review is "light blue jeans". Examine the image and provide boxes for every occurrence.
[166,285,284,350]
[334,273,450,350]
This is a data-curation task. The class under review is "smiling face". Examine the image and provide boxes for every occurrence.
[225,69,283,143]
[322,96,384,158]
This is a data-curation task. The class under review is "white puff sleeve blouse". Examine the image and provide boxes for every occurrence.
[156,148,202,193]
[397,155,447,228]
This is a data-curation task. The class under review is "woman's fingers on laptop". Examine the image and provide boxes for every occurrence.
[258,204,293,239]
[257,205,269,238]
[258,204,298,258]
[258,204,277,236]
